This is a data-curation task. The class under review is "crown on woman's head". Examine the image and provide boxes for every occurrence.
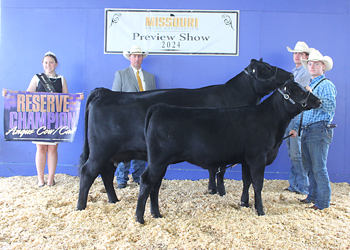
[45,51,56,57]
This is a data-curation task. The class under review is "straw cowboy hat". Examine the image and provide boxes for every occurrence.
[302,49,333,72]
[123,45,148,60]
[287,41,314,54]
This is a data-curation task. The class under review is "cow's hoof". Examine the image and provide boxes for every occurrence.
[135,216,145,224]
[76,203,87,211]
[240,202,249,208]
[219,191,226,196]
[208,189,217,195]
[151,213,162,219]
[108,198,120,204]
[256,209,265,216]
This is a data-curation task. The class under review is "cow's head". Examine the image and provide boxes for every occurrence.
[244,59,294,97]
[277,80,321,112]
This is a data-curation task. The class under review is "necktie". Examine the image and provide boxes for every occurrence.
[137,71,144,91]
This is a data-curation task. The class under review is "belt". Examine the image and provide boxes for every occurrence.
[301,121,337,130]
[327,124,337,128]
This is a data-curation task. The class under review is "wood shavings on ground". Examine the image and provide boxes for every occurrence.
[0,174,349,249]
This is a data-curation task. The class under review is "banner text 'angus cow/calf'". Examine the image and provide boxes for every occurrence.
[3,91,82,143]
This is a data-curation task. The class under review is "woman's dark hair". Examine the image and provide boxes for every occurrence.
[42,53,58,63]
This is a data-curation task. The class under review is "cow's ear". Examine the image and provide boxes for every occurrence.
[259,58,263,62]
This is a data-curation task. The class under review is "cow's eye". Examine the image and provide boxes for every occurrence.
[284,87,287,91]
[252,69,256,73]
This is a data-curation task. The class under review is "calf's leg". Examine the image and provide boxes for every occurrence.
[136,165,167,224]
[136,168,155,224]
[208,168,217,194]
[100,161,119,204]
[251,165,266,216]
[216,167,226,196]
[150,177,164,218]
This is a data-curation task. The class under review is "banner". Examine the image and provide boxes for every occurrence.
[3,91,82,142]
[105,9,239,56]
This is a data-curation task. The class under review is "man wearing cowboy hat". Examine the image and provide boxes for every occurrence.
[112,45,156,189]
[290,49,337,210]
[112,45,156,92]
[284,41,314,195]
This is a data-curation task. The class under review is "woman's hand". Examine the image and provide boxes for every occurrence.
[77,92,84,100]
[2,89,8,97]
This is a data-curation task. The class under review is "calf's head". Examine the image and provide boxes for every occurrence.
[245,59,294,96]
[278,80,321,111]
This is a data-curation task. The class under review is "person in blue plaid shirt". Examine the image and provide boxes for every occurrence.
[290,49,337,210]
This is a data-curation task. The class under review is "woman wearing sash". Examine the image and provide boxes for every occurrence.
[26,51,68,187]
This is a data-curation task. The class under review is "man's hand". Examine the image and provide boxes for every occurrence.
[305,86,312,92]
[289,130,298,138]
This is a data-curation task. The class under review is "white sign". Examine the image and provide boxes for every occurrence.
[105,9,239,56]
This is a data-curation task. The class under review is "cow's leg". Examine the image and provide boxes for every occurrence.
[251,165,266,216]
[216,167,226,196]
[208,168,217,194]
[241,163,252,208]
[77,160,101,210]
[100,161,119,204]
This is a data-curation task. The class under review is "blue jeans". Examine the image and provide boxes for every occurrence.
[301,121,333,209]
[285,117,309,194]
[116,160,146,185]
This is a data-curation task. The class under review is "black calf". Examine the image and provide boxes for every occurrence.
[136,80,320,224]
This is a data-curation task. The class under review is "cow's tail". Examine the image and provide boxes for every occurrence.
[78,90,99,172]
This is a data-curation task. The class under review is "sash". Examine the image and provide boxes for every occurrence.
[36,73,57,93]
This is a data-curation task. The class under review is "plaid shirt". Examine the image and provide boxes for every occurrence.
[294,74,337,132]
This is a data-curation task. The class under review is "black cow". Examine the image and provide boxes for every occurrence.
[77,59,294,210]
[135,80,321,224]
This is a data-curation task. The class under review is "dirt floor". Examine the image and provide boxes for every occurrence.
[0,174,349,249]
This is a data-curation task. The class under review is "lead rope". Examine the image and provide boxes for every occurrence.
[216,164,237,174]
[283,134,293,140]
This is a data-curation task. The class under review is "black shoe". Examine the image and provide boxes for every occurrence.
[47,180,55,187]
[118,183,126,189]
[298,198,311,204]
[308,205,320,210]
